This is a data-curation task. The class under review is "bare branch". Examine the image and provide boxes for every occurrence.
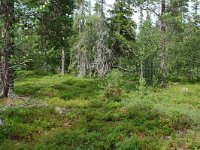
[144,6,160,17]
[112,66,136,72]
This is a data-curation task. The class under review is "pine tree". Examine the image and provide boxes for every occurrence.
[0,0,15,98]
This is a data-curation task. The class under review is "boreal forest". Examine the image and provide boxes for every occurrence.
[0,0,200,149]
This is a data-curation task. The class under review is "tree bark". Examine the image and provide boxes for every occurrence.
[61,47,65,75]
[160,0,167,87]
[0,0,15,98]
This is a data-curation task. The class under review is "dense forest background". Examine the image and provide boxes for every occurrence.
[0,0,200,98]
[0,0,200,149]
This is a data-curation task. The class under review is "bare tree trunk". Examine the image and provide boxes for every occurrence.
[0,0,15,98]
[61,47,65,75]
[160,0,167,87]
[140,62,143,81]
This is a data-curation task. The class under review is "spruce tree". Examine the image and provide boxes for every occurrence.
[109,0,136,67]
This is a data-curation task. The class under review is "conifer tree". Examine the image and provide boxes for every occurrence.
[0,0,15,98]
[109,0,136,67]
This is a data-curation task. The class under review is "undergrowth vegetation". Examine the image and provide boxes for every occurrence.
[15,71,99,100]
[0,71,199,149]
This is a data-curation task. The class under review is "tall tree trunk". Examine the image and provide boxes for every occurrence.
[160,0,167,87]
[76,0,87,77]
[140,61,144,81]
[79,0,85,33]
[139,5,143,27]
[61,47,65,75]
[100,0,105,17]
[0,0,15,98]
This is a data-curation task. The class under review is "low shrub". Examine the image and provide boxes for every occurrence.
[104,87,123,102]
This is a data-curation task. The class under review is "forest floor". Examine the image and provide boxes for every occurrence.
[0,71,200,150]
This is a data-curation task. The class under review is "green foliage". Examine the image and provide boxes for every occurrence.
[115,136,142,150]
[13,0,75,71]
[103,69,124,88]
[109,0,136,65]
[101,69,136,101]
[136,18,160,85]
[102,69,138,90]
[47,97,90,108]
[15,70,51,80]
[104,87,123,102]
[0,107,63,143]
[1,0,200,149]
[0,74,200,149]
[15,72,100,100]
